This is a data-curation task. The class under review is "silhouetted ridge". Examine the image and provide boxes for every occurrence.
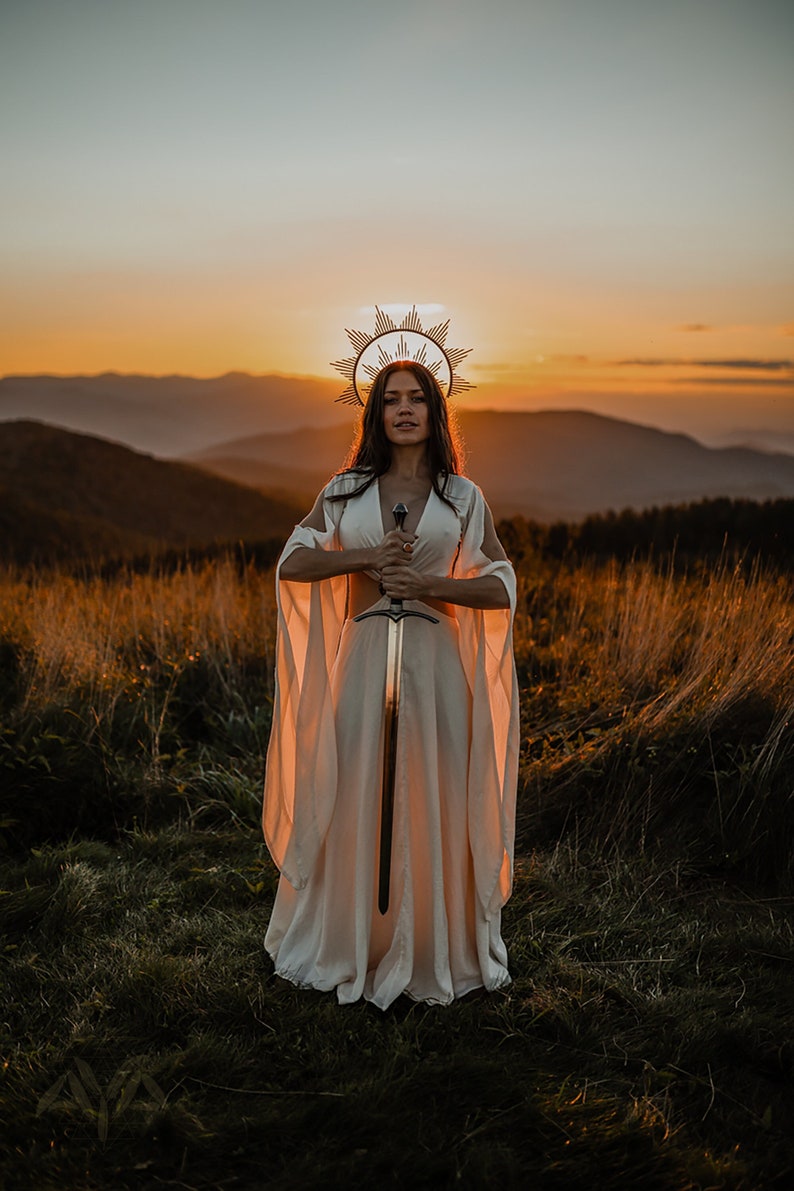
[0,420,303,564]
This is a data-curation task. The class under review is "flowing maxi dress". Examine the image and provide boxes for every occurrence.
[262,471,519,1009]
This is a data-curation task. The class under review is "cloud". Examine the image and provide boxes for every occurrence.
[782,323,794,337]
[697,359,793,371]
[671,377,794,387]
[616,359,668,367]
[676,323,713,332]
[616,358,793,372]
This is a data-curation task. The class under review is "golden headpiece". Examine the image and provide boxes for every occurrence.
[331,306,473,407]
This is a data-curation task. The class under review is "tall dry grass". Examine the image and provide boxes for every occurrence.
[0,559,277,847]
[0,558,276,713]
[1,552,791,882]
[516,559,794,883]
[520,558,793,720]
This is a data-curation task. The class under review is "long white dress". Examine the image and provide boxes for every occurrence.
[262,471,519,1009]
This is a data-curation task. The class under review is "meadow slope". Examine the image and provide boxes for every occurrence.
[1,548,792,1188]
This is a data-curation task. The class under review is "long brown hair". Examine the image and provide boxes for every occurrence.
[329,362,464,505]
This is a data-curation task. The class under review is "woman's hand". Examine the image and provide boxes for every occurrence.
[371,530,416,574]
[380,554,430,600]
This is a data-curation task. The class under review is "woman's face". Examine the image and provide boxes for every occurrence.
[381,369,430,447]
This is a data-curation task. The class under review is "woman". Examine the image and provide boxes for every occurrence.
[263,361,518,1008]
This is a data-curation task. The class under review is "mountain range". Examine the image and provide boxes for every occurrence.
[2,371,793,532]
[0,372,346,456]
[186,409,794,522]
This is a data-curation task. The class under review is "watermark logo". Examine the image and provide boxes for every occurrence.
[37,1057,166,1144]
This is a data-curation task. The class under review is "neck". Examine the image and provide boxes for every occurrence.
[387,444,431,481]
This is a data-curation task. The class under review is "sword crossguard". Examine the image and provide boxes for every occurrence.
[354,605,439,624]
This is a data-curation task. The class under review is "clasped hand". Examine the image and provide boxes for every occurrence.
[373,530,427,600]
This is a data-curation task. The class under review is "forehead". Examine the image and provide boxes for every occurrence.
[383,369,423,392]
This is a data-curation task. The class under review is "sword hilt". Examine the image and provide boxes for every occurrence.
[354,500,439,624]
[389,502,409,614]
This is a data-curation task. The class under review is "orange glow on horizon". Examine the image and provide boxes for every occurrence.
[1,269,790,449]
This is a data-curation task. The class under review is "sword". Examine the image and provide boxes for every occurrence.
[354,501,439,915]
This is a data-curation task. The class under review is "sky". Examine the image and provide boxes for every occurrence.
[1,0,792,442]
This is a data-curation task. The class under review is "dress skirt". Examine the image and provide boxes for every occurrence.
[265,602,511,1009]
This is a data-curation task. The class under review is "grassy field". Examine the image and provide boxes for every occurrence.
[1,551,792,1189]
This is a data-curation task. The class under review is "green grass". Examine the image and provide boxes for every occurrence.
[1,821,792,1189]
[1,552,793,1188]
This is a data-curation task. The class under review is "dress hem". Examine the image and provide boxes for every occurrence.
[268,949,511,1011]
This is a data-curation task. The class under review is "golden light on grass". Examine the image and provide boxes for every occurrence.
[0,560,276,723]
[2,552,791,843]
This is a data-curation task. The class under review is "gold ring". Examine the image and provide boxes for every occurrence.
[402,542,413,553]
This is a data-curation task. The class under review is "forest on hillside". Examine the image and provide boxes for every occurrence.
[499,497,794,571]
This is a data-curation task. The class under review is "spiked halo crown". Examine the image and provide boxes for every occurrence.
[331,306,474,407]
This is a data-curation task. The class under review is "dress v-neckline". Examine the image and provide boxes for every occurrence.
[375,476,433,538]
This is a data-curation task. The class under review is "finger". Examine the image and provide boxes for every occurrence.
[383,567,413,587]
[381,564,409,581]
[383,581,409,599]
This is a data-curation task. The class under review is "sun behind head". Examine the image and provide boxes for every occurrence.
[331,305,474,407]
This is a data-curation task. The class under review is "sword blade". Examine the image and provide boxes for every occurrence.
[353,600,438,916]
[377,614,404,914]
[353,500,437,916]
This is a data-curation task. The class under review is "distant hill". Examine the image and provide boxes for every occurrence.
[713,427,794,455]
[5,373,793,520]
[188,424,356,513]
[0,372,347,456]
[185,409,794,521]
[0,421,304,564]
[460,410,794,519]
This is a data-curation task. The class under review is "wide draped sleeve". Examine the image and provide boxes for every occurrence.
[447,476,519,918]
[262,473,357,889]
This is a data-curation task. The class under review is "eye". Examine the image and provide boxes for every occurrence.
[411,395,426,403]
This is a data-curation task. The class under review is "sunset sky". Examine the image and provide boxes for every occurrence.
[1,0,792,442]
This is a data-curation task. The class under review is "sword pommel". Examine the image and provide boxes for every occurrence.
[392,502,408,532]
